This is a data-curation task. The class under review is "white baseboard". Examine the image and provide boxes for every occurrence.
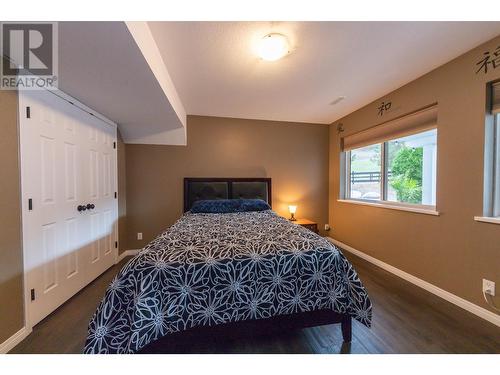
[328,237,500,328]
[116,249,140,263]
[0,326,32,354]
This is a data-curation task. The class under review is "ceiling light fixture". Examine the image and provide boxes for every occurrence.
[257,33,290,61]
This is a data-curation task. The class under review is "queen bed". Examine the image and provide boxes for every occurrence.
[84,178,372,354]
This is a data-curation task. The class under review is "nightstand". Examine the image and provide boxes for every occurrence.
[293,219,319,234]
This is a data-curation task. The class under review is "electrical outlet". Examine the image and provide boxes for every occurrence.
[137,232,143,240]
[483,279,495,296]
[324,224,331,231]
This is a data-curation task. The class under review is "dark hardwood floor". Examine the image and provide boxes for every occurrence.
[11,252,500,354]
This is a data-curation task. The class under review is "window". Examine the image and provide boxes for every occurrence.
[386,130,437,205]
[482,82,500,218]
[491,113,500,217]
[341,106,438,209]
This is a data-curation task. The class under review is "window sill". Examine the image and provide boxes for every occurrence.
[474,216,500,225]
[337,199,440,216]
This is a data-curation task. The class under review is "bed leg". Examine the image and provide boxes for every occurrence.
[341,315,352,343]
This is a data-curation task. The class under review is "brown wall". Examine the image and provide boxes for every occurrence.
[0,89,24,343]
[124,115,330,250]
[329,35,500,312]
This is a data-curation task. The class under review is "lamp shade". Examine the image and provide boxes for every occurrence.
[288,205,297,214]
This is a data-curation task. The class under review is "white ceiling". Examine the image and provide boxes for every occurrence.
[58,22,186,145]
[148,21,500,124]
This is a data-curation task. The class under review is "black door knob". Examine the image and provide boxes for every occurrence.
[77,205,87,212]
[86,203,95,210]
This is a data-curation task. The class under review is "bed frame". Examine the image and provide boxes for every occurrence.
[140,310,351,353]
[140,177,352,353]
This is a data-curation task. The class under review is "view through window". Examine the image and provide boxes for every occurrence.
[349,144,381,200]
[347,129,437,206]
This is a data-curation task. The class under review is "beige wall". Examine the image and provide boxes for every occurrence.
[329,35,500,312]
[0,89,24,343]
[124,115,329,250]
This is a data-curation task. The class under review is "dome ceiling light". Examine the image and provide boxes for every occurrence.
[256,33,290,61]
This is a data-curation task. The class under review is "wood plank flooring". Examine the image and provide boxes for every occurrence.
[11,252,500,354]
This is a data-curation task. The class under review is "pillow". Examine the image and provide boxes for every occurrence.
[239,199,271,212]
[190,199,271,214]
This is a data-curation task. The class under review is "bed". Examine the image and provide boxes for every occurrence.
[84,178,372,354]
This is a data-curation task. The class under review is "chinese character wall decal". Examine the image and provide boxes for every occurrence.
[377,101,392,116]
[475,46,500,74]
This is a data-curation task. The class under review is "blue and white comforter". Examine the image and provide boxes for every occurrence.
[84,210,372,353]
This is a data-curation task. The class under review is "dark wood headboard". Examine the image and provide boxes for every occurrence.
[183,178,272,212]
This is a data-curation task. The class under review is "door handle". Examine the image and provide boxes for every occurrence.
[77,205,87,212]
[86,203,95,210]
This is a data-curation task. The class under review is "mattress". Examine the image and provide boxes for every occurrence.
[84,210,372,353]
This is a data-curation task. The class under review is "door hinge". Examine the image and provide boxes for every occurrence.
[30,288,36,301]
[113,141,116,149]
[28,198,33,210]
[26,106,31,118]
[114,192,117,199]
[115,241,118,249]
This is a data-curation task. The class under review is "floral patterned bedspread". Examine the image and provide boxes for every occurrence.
[84,210,372,353]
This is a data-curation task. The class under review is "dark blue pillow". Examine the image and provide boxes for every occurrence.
[190,199,271,213]
[239,199,271,212]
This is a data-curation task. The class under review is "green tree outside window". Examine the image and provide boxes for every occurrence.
[389,146,423,204]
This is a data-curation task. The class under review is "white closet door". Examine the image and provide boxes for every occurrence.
[83,112,117,281]
[20,90,118,327]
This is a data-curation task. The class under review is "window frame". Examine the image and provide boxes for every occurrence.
[493,113,500,217]
[341,131,437,212]
[477,81,500,224]
[481,111,500,219]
